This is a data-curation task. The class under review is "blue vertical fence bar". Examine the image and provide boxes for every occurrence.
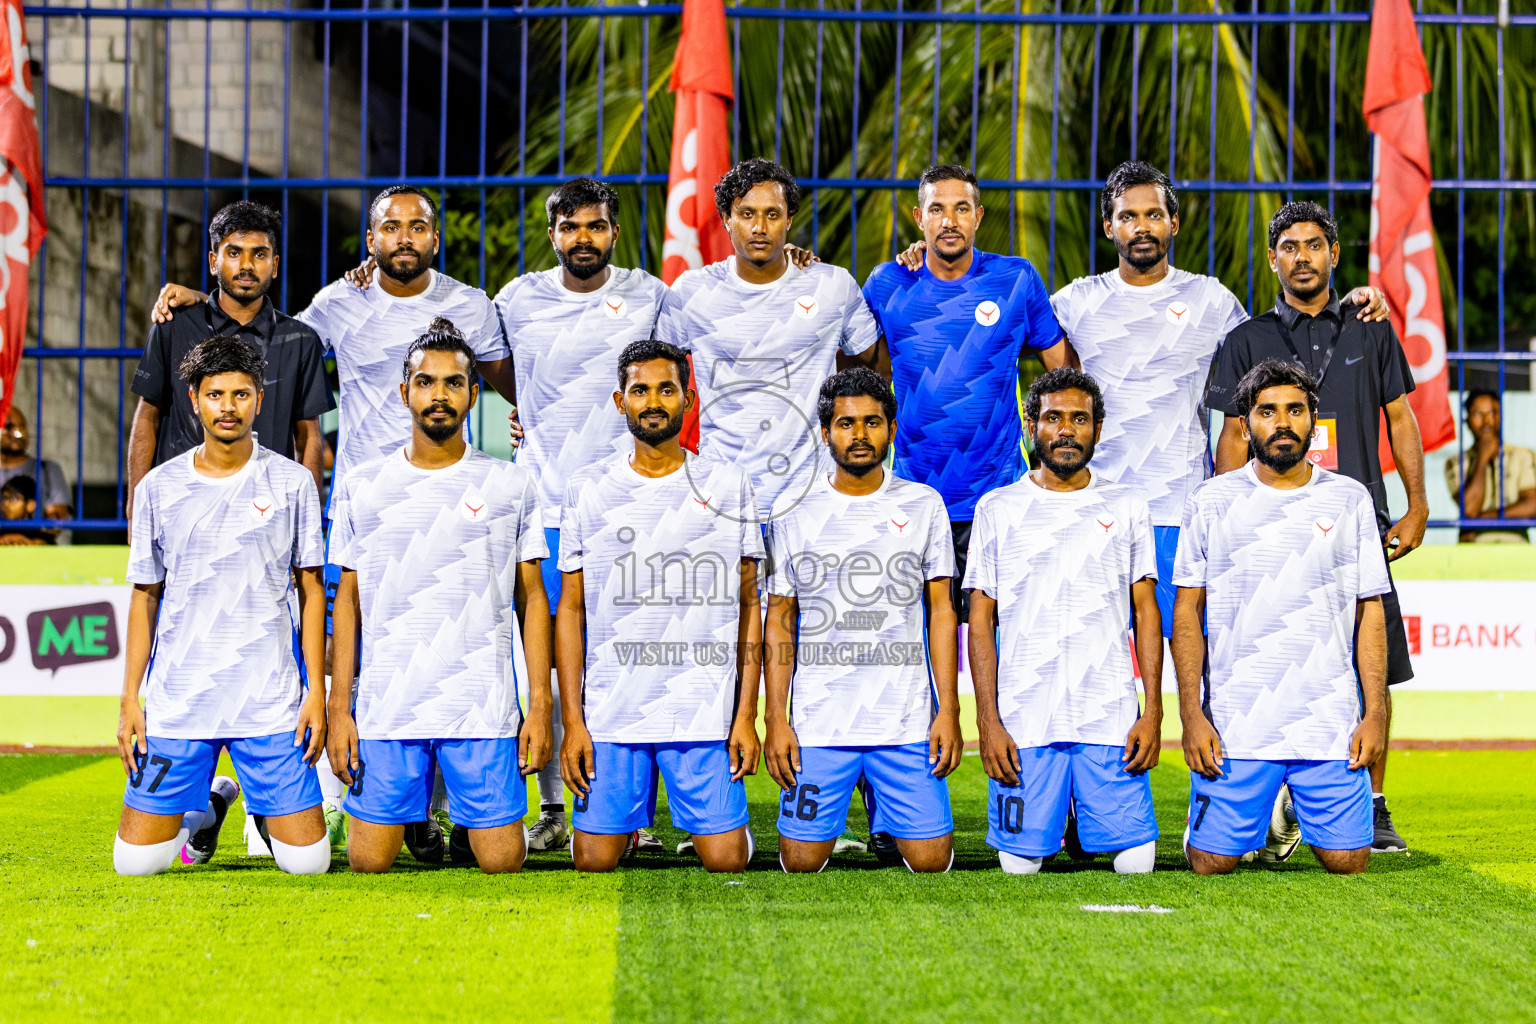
[13,0,1536,534]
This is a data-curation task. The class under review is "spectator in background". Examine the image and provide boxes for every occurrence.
[1,407,71,520]
[1446,390,1536,543]
[1,476,50,545]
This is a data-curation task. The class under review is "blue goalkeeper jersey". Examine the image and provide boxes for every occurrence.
[861,250,1065,520]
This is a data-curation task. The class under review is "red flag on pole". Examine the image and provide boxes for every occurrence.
[1364,0,1454,470]
[0,0,45,429]
[662,0,733,452]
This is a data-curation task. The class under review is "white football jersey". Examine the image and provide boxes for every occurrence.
[296,269,509,492]
[1173,463,1392,760]
[963,472,1156,748]
[127,447,324,739]
[494,265,669,513]
[766,470,954,746]
[328,446,547,740]
[656,260,879,516]
[1052,268,1249,526]
[559,452,765,744]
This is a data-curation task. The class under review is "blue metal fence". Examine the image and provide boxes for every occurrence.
[12,0,1536,536]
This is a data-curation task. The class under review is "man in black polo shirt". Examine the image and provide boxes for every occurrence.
[127,201,331,514]
[1209,200,1427,855]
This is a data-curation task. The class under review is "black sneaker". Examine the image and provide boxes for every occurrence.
[448,824,477,866]
[1063,802,1094,861]
[1372,796,1408,853]
[404,817,446,864]
[868,831,903,865]
[181,775,241,865]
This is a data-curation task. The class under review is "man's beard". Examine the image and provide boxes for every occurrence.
[556,242,613,281]
[930,231,972,263]
[1252,427,1310,472]
[218,268,271,301]
[627,407,682,446]
[377,245,432,285]
[418,404,461,442]
[831,440,886,477]
[1115,232,1168,272]
[1033,436,1094,479]
[1284,266,1328,303]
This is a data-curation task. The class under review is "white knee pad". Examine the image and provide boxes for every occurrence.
[903,848,955,874]
[113,832,185,876]
[1112,840,1157,875]
[999,851,1043,875]
[270,835,331,875]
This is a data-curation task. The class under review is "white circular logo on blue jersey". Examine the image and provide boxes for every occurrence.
[974,301,1001,327]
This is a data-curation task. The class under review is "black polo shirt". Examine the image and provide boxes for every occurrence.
[1209,291,1414,533]
[132,291,334,466]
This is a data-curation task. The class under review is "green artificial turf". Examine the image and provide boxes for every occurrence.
[1,751,1533,1023]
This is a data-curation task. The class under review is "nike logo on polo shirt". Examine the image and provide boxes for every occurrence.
[1344,356,1363,366]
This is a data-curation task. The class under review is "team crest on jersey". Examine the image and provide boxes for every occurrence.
[460,494,490,522]
[603,296,626,319]
[1091,515,1116,535]
[1165,301,1190,327]
[794,295,819,319]
[1314,516,1337,540]
[887,514,913,536]
[974,300,1001,327]
[687,490,716,517]
[248,495,276,522]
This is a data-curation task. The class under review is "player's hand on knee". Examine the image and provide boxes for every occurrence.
[1349,713,1387,771]
[728,714,760,781]
[1121,715,1161,773]
[519,705,555,776]
[1181,716,1223,778]
[117,697,147,777]
[295,693,327,766]
[327,712,360,786]
[344,257,377,289]
[929,709,963,778]
[151,283,204,323]
[763,721,799,790]
[978,719,1020,785]
[896,239,926,271]
[561,721,595,796]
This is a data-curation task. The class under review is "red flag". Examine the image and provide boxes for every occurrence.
[663,0,733,452]
[0,0,44,429]
[1364,0,1454,470]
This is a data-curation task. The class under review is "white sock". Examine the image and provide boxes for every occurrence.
[536,680,566,815]
[181,807,214,835]
[113,831,185,876]
[1372,792,1384,800]
[317,748,347,811]
[999,851,1043,875]
[270,834,331,875]
[430,766,449,816]
[1112,840,1157,875]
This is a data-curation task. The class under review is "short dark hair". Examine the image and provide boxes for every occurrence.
[1268,201,1337,251]
[208,200,281,253]
[918,164,981,206]
[546,177,620,228]
[178,334,267,393]
[1100,160,1179,222]
[403,317,477,382]
[817,368,897,429]
[714,158,801,220]
[616,339,690,391]
[1464,389,1501,417]
[1025,367,1105,425]
[1,474,35,503]
[370,185,440,230]
[1234,358,1320,418]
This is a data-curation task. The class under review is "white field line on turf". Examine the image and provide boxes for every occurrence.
[1080,904,1176,914]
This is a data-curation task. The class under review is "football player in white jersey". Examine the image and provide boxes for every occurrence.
[1174,359,1388,875]
[964,368,1163,875]
[558,340,764,873]
[764,368,960,873]
[493,177,671,853]
[655,157,880,518]
[1049,161,1388,639]
[326,319,551,875]
[114,335,330,877]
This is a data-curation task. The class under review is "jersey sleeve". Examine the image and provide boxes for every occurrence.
[1171,493,1209,588]
[515,471,549,563]
[466,293,512,362]
[1206,323,1253,415]
[1128,496,1157,584]
[556,479,584,573]
[125,480,164,584]
[653,285,690,349]
[1017,262,1066,352]
[1048,282,1078,336]
[293,325,336,420]
[859,266,890,340]
[923,494,956,579]
[765,518,796,597]
[1355,494,1393,599]
[130,323,175,406]
[326,475,357,570]
[1376,322,1414,405]
[293,288,335,355]
[959,500,997,597]
[837,280,880,356]
[1217,285,1250,335]
[292,471,326,569]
